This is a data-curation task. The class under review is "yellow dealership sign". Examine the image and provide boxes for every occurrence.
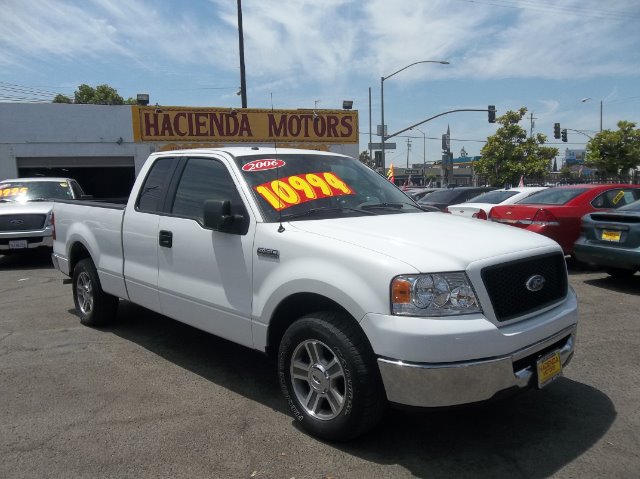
[131,106,358,144]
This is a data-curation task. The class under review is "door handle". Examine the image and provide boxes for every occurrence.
[159,230,173,248]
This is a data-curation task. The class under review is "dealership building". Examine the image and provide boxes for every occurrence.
[0,103,359,198]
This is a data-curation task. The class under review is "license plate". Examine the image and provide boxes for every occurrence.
[536,351,562,389]
[9,239,28,249]
[601,230,621,242]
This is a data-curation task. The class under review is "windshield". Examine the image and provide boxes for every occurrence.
[466,190,518,204]
[419,189,467,203]
[619,199,640,212]
[234,153,422,222]
[516,187,588,205]
[0,180,74,203]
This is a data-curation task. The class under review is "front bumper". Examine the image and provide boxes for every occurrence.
[574,241,639,270]
[377,324,576,407]
[0,234,52,252]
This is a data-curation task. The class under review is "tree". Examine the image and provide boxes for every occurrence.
[585,121,640,180]
[52,94,72,103]
[474,108,558,186]
[359,150,374,169]
[53,84,137,105]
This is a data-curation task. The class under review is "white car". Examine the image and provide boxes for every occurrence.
[0,177,85,254]
[447,186,548,219]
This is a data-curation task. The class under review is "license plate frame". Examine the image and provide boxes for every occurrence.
[9,239,28,250]
[536,350,562,389]
[601,230,621,242]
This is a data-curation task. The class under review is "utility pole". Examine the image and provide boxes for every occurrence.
[406,138,412,168]
[237,0,248,108]
[529,112,537,137]
[368,88,372,168]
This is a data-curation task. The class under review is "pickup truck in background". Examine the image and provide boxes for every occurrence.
[0,177,85,254]
[51,148,578,441]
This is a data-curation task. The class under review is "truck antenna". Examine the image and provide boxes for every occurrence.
[271,93,285,233]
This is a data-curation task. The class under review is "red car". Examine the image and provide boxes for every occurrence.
[488,184,640,255]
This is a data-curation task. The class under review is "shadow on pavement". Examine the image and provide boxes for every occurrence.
[584,274,640,293]
[0,250,53,271]
[342,378,614,478]
[109,301,614,478]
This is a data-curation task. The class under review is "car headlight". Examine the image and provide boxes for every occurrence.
[391,272,481,316]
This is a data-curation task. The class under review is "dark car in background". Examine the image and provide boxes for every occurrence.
[404,187,440,201]
[417,186,496,212]
[574,198,640,277]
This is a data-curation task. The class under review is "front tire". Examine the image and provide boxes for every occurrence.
[278,311,386,441]
[72,258,119,326]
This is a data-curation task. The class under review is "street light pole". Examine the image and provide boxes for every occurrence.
[380,60,449,171]
[581,97,603,132]
[599,100,603,132]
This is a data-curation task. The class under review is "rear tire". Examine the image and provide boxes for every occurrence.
[605,267,636,278]
[72,258,119,326]
[278,311,386,441]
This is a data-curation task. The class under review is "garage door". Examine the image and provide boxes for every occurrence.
[17,156,135,200]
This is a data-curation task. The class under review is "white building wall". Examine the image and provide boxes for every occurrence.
[0,103,359,181]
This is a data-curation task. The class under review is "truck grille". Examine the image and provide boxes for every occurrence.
[0,214,47,232]
[481,252,568,322]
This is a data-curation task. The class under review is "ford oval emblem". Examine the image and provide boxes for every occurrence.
[526,274,546,292]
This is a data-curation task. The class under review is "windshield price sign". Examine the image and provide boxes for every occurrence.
[255,172,354,211]
[1,187,28,197]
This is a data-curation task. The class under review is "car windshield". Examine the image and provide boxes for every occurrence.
[516,187,589,205]
[234,153,422,222]
[0,180,73,203]
[419,189,469,203]
[466,190,518,204]
[618,199,640,212]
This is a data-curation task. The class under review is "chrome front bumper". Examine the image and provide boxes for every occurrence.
[0,235,52,252]
[377,324,577,407]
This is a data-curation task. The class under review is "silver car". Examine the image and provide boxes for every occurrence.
[0,177,85,254]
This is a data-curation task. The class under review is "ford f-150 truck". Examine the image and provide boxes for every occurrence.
[51,147,578,441]
[0,177,85,254]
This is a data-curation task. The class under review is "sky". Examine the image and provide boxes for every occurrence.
[1,0,639,168]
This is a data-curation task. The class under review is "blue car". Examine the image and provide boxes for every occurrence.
[574,198,640,277]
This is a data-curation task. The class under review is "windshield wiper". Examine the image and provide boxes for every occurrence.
[360,202,418,210]
[281,206,375,221]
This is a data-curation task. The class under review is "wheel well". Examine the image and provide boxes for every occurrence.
[266,293,356,358]
[68,242,91,276]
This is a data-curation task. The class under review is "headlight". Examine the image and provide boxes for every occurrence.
[391,272,481,317]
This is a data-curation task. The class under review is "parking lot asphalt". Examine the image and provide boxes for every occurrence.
[0,251,639,479]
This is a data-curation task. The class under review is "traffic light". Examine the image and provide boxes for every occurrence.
[554,123,561,139]
[561,129,568,142]
[488,105,496,123]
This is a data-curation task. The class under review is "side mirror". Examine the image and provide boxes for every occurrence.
[203,199,245,234]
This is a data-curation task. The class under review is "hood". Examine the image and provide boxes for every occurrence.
[0,201,55,215]
[289,212,558,272]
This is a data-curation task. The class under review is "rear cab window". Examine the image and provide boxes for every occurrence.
[136,157,179,213]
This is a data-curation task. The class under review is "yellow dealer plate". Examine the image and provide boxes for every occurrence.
[601,230,621,242]
[537,351,562,389]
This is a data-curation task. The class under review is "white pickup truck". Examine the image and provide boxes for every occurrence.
[52,147,578,441]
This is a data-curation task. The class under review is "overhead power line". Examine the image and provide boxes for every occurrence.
[455,0,639,21]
